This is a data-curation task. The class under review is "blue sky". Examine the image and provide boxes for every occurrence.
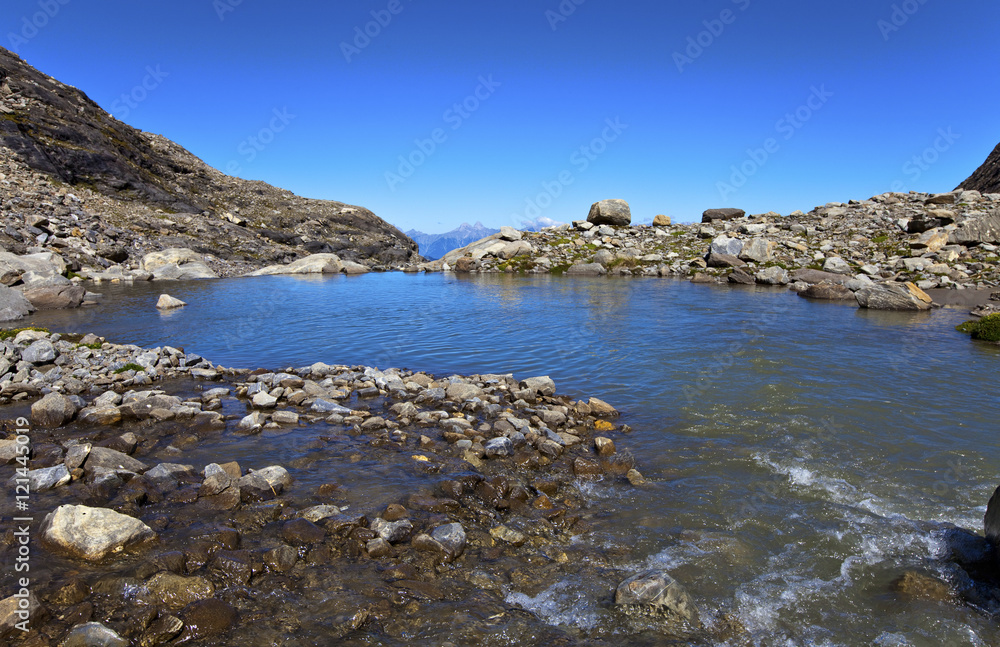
[3,1,998,232]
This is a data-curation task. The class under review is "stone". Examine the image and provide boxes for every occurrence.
[341,260,370,274]
[139,614,185,646]
[702,208,745,223]
[798,282,855,300]
[21,284,86,309]
[855,283,933,311]
[142,573,214,610]
[40,504,156,561]
[595,437,616,456]
[789,269,851,285]
[911,228,949,253]
[891,571,954,602]
[652,214,671,227]
[587,199,631,226]
[705,252,745,268]
[615,569,700,625]
[236,411,264,433]
[0,285,34,321]
[484,437,514,458]
[566,263,607,276]
[371,518,413,543]
[22,339,56,363]
[445,382,483,401]
[84,446,147,473]
[822,257,852,275]
[281,518,325,545]
[521,375,555,396]
[755,266,790,285]
[200,463,234,497]
[11,464,70,491]
[431,522,466,556]
[251,391,278,408]
[60,622,128,647]
[156,294,187,309]
[593,249,615,266]
[271,410,299,425]
[0,591,44,638]
[489,524,527,546]
[499,226,522,241]
[177,599,238,642]
[727,269,755,285]
[738,238,775,263]
[298,504,342,523]
[710,235,743,257]
[247,253,343,276]
[924,192,957,205]
[311,399,352,414]
[31,391,77,427]
[589,397,618,416]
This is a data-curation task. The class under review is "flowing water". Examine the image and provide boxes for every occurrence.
[21,273,1000,645]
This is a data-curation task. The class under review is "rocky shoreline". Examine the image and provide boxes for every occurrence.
[0,329,735,646]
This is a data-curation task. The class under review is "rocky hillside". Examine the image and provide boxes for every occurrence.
[420,194,1000,310]
[0,47,418,275]
[958,142,1000,194]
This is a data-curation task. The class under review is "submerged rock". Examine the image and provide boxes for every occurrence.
[615,569,700,626]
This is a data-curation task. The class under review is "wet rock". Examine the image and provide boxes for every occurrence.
[156,294,187,309]
[431,522,467,557]
[626,469,647,486]
[61,622,128,647]
[235,411,264,434]
[271,410,299,425]
[366,538,392,558]
[311,399,352,414]
[595,437,616,456]
[251,391,278,408]
[298,504,343,522]
[51,578,91,605]
[84,446,147,473]
[200,463,234,497]
[264,545,298,572]
[40,504,156,561]
[573,457,603,479]
[489,524,527,546]
[142,572,215,610]
[371,518,413,543]
[615,569,700,626]
[281,518,325,545]
[31,392,78,428]
[0,592,44,639]
[10,463,70,491]
[238,465,290,502]
[587,199,631,226]
[589,397,618,416]
[138,614,184,647]
[177,598,238,642]
[484,437,514,458]
[984,485,1000,553]
[891,571,954,602]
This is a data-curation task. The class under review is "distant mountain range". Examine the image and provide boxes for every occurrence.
[407,218,565,259]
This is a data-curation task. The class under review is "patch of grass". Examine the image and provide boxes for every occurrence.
[114,363,145,374]
[0,326,48,341]
[871,234,890,244]
[550,264,571,276]
[78,342,103,350]
[65,271,82,280]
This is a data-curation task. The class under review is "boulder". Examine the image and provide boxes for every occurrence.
[341,261,370,275]
[60,622,128,647]
[587,199,632,226]
[0,285,34,321]
[798,282,855,300]
[705,253,744,268]
[176,599,238,642]
[40,504,156,561]
[789,269,851,285]
[21,284,86,309]
[755,266,790,285]
[911,228,950,253]
[822,257,852,275]
[0,591,44,638]
[151,261,218,281]
[31,392,77,428]
[22,339,56,364]
[727,269,755,285]
[652,214,671,227]
[710,235,743,257]
[84,446,147,473]
[738,238,775,263]
[565,263,607,276]
[948,210,1000,246]
[702,208,745,223]
[614,569,700,626]
[141,248,204,272]
[499,226,522,241]
[855,282,933,311]
[156,294,187,309]
[246,253,343,276]
[521,375,556,396]
[142,573,215,610]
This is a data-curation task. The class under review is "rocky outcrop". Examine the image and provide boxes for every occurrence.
[958,142,1000,195]
[0,47,418,276]
[247,253,344,276]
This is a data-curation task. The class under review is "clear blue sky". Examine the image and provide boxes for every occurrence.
[3,1,998,232]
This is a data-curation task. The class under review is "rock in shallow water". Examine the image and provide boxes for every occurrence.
[60,622,128,647]
[41,504,156,561]
[31,391,77,428]
[615,569,700,626]
[156,294,187,309]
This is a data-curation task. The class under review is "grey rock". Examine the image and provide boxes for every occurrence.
[949,210,1000,246]
[431,522,467,557]
[499,226,522,241]
[855,283,933,311]
[798,282,855,300]
[9,464,70,491]
[445,382,483,402]
[483,437,514,458]
[84,446,147,473]
[710,235,743,257]
[40,504,156,561]
[521,375,556,396]
[565,263,607,276]
[789,269,852,285]
[587,199,631,226]
[21,284,86,310]
[593,249,615,266]
[156,294,186,309]
[0,285,35,320]
[823,257,852,275]
[705,253,744,268]
[22,339,56,364]
[371,517,413,543]
[738,238,774,263]
[755,266,790,285]
[61,622,128,647]
[702,208,745,223]
[615,569,700,626]
[310,399,352,414]
[31,392,76,427]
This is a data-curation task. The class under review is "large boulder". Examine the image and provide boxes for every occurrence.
[948,210,1000,246]
[615,569,700,626]
[31,392,77,428]
[0,285,34,321]
[738,238,775,263]
[21,284,86,309]
[40,505,157,561]
[789,269,852,286]
[702,208,745,223]
[566,263,607,276]
[141,248,218,280]
[0,251,66,284]
[855,282,933,311]
[710,235,743,257]
[587,199,632,226]
[798,282,855,300]
[247,253,343,276]
[755,266,790,285]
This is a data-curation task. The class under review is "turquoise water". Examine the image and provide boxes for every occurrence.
[24,273,1000,645]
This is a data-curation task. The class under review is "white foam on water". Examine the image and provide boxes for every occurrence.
[504,579,601,631]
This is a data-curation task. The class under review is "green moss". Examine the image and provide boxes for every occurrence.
[78,342,103,350]
[871,234,890,244]
[114,363,145,374]
[65,271,82,280]
[550,264,571,276]
[956,314,1000,342]
[0,326,48,341]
